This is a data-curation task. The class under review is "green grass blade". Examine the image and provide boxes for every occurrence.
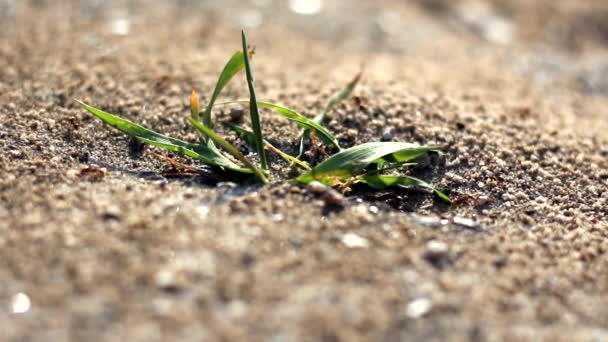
[188,117,268,183]
[241,30,268,171]
[229,124,311,170]
[298,71,362,158]
[201,51,248,128]
[256,101,341,150]
[136,136,252,173]
[215,100,340,150]
[314,71,362,125]
[77,100,252,172]
[296,141,438,184]
[357,174,451,203]
[79,100,191,148]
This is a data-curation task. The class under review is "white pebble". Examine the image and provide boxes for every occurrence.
[406,298,432,318]
[341,233,369,249]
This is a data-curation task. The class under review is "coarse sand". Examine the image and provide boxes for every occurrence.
[1,1,608,341]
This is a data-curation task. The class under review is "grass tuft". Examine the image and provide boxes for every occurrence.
[78,31,450,204]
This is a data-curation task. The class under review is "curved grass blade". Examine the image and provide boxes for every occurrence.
[356,174,451,203]
[297,141,438,184]
[215,100,340,150]
[229,124,311,170]
[257,101,341,150]
[188,117,268,183]
[241,30,268,171]
[316,71,362,124]
[77,100,252,173]
[201,50,248,128]
[297,71,362,158]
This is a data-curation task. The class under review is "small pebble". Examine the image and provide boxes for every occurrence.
[323,188,345,207]
[11,293,31,314]
[423,240,449,268]
[101,206,121,221]
[341,233,369,249]
[229,108,244,122]
[406,298,432,319]
[452,216,481,230]
[425,240,448,256]
[307,181,327,194]
[410,214,443,228]
[9,150,24,158]
[478,195,491,205]
[307,181,345,207]
[381,127,395,141]
[154,270,183,293]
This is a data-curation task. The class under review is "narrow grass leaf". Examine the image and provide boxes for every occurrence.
[202,51,248,128]
[357,174,451,203]
[256,101,340,150]
[215,100,340,150]
[298,71,362,158]
[77,100,251,172]
[315,71,362,125]
[229,124,311,170]
[188,117,268,183]
[297,141,438,184]
[241,30,268,171]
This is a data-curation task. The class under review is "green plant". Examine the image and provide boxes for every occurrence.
[78,31,450,203]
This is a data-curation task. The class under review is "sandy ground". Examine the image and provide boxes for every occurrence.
[1,1,608,341]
